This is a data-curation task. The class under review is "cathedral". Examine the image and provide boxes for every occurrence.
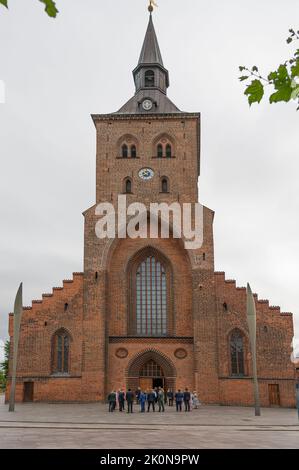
[6,10,296,407]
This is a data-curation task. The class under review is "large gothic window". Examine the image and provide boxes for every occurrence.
[230,330,245,376]
[132,254,169,336]
[52,329,70,374]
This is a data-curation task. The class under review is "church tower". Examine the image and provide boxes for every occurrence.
[83,9,218,401]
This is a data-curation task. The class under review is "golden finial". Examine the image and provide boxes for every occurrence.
[148,0,158,14]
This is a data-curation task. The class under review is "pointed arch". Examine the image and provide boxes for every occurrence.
[124,177,132,194]
[228,328,247,376]
[153,133,176,158]
[161,176,169,193]
[51,328,72,374]
[117,134,139,158]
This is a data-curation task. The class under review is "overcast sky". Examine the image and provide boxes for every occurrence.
[0,0,298,353]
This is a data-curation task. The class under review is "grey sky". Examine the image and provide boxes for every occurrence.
[0,0,298,352]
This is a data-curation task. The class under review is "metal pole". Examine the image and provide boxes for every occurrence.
[8,283,23,412]
[296,381,299,421]
[246,283,261,416]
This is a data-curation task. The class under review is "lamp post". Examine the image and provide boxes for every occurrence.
[246,283,261,417]
[8,283,23,412]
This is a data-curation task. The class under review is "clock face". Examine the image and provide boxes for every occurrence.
[142,99,153,111]
[138,168,154,181]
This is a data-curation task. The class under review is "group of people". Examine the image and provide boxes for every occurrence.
[107,387,201,413]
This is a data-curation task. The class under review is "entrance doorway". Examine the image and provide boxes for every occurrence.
[127,349,176,393]
[139,359,165,391]
[23,382,34,402]
[153,378,164,389]
[268,384,280,406]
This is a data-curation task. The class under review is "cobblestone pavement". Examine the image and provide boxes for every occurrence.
[0,395,298,449]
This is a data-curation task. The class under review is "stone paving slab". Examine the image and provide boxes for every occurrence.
[0,394,298,449]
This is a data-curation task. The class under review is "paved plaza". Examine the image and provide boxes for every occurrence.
[0,394,298,449]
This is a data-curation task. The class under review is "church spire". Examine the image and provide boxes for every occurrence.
[138,12,164,67]
[116,7,180,114]
[133,11,169,94]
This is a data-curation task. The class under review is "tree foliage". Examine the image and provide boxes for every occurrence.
[240,30,299,111]
[0,0,58,17]
[0,340,10,392]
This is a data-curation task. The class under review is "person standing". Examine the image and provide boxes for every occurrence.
[139,390,147,413]
[108,390,117,412]
[126,388,134,413]
[118,389,125,412]
[158,388,165,412]
[167,389,174,406]
[184,388,191,412]
[192,391,200,409]
[147,389,156,412]
[135,387,141,405]
[175,389,184,412]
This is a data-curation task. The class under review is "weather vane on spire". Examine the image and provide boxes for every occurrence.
[148,0,158,14]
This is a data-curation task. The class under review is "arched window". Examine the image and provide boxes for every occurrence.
[157,144,163,158]
[122,144,128,158]
[230,330,245,376]
[145,70,155,87]
[131,145,137,158]
[52,330,70,374]
[161,178,168,193]
[125,178,132,194]
[135,255,168,336]
[140,360,164,377]
[166,144,172,158]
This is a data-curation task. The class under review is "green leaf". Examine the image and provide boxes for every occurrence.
[239,76,249,82]
[252,65,258,72]
[244,79,264,106]
[287,37,293,44]
[39,0,58,17]
[268,71,277,81]
[239,66,246,72]
[270,84,292,103]
[0,0,8,8]
[291,60,299,78]
[277,64,288,80]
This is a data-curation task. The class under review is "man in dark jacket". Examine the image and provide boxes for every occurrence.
[126,389,134,413]
[158,388,165,412]
[167,389,174,406]
[183,388,191,412]
[147,389,156,412]
[118,389,125,412]
[175,389,184,412]
[107,391,117,412]
[135,387,141,404]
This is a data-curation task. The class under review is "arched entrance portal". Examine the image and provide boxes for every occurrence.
[127,349,176,392]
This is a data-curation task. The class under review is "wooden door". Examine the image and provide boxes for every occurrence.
[139,378,152,392]
[268,384,280,406]
[23,382,34,402]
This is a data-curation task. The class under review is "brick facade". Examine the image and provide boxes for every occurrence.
[5,14,296,408]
